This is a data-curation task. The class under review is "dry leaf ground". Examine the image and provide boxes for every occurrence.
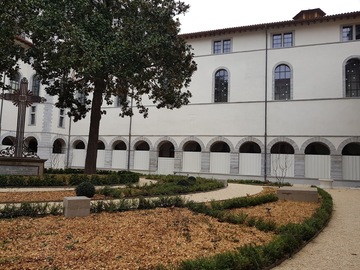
[0,187,321,269]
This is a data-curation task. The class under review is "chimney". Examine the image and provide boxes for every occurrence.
[293,8,326,20]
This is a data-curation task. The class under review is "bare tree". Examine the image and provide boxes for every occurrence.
[271,154,292,187]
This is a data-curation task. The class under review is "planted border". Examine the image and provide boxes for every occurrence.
[0,171,140,187]
[176,187,333,270]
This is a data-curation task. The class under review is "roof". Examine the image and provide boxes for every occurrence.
[180,10,360,39]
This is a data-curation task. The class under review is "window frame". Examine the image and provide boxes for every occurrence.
[274,64,292,101]
[214,68,229,103]
[213,39,232,54]
[58,108,65,128]
[272,32,293,48]
[345,58,360,97]
[10,72,21,93]
[29,105,36,125]
[341,24,360,41]
[31,75,41,96]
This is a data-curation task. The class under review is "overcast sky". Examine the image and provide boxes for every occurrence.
[178,0,360,33]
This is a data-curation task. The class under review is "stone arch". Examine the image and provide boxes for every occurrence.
[267,137,299,154]
[300,137,336,155]
[51,136,67,154]
[1,135,15,146]
[235,137,264,153]
[154,137,179,152]
[109,137,129,150]
[179,137,205,152]
[205,137,235,152]
[131,137,153,151]
[97,137,108,149]
[158,141,175,158]
[24,136,39,153]
[97,140,106,150]
[0,132,16,144]
[71,137,87,149]
[337,137,360,154]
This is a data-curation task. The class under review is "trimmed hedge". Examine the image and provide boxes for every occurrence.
[177,187,333,270]
[0,171,140,187]
[0,185,333,270]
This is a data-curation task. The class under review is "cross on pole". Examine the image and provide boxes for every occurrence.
[1,77,46,157]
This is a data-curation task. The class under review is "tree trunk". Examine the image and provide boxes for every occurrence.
[84,79,104,174]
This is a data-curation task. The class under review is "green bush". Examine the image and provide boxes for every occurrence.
[98,186,123,198]
[75,181,95,198]
[69,174,90,186]
[0,175,8,187]
[0,202,61,219]
[8,175,26,186]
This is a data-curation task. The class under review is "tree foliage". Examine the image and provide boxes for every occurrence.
[0,1,27,89]
[18,0,196,173]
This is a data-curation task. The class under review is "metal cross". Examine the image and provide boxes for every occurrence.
[1,77,46,157]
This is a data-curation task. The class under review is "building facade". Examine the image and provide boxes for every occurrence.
[1,8,360,187]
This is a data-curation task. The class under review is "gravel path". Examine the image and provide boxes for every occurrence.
[274,188,360,270]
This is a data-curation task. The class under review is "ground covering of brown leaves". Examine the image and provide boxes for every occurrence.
[0,190,105,203]
[227,187,321,226]
[0,187,321,269]
[0,208,274,270]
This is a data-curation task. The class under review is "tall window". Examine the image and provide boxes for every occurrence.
[213,39,231,54]
[10,72,20,92]
[116,91,127,107]
[30,106,36,125]
[274,64,291,100]
[342,25,360,41]
[272,33,293,48]
[77,92,86,105]
[345,58,360,97]
[59,109,65,128]
[32,75,40,96]
[214,69,228,102]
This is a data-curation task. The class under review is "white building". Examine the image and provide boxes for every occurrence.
[1,8,359,187]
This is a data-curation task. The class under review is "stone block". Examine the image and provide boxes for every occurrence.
[319,179,334,189]
[63,196,91,218]
[277,187,318,202]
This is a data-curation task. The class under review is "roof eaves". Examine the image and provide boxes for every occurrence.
[180,10,360,39]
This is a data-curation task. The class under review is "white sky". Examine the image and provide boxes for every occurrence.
[178,0,360,33]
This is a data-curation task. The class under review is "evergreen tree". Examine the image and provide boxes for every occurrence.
[20,0,196,174]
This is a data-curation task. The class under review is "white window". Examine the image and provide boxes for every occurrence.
[32,75,41,96]
[77,92,86,105]
[342,25,360,41]
[30,106,36,125]
[10,72,20,93]
[213,39,231,54]
[272,32,293,48]
[59,109,65,128]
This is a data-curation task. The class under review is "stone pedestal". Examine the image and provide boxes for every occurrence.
[0,157,47,176]
[277,187,318,202]
[319,178,334,189]
[63,196,91,218]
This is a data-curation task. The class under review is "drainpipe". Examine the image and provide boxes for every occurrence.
[127,92,134,171]
[0,74,6,136]
[264,26,269,182]
[66,115,72,168]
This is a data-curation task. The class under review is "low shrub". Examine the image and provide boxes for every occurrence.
[69,174,90,186]
[0,175,8,187]
[98,186,123,198]
[0,202,62,218]
[177,187,333,270]
[75,181,95,198]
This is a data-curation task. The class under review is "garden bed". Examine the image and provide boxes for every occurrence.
[0,187,325,269]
